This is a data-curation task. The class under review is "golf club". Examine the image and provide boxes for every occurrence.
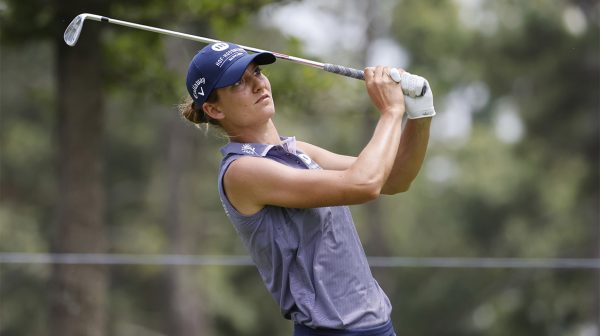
[64,13,427,97]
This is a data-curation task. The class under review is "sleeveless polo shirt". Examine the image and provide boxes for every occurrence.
[218,136,392,329]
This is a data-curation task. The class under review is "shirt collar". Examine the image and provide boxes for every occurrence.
[220,136,297,157]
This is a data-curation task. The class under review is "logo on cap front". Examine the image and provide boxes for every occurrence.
[215,47,245,68]
[212,43,229,51]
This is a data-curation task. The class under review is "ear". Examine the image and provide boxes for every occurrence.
[202,102,225,121]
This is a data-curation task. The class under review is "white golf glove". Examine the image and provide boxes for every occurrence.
[390,69,436,119]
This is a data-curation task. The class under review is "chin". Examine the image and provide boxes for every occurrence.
[264,103,276,116]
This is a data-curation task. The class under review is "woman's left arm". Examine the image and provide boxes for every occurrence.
[298,117,431,194]
[297,141,356,171]
[380,117,431,194]
[298,117,431,195]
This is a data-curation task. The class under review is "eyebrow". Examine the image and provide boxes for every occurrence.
[245,63,259,74]
[224,64,259,92]
[239,63,260,80]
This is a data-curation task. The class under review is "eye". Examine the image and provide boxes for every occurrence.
[233,78,244,86]
[254,66,262,76]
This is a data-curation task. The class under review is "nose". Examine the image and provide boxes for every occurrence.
[250,73,267,93]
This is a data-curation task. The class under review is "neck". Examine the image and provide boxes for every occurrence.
[227,119,281,145]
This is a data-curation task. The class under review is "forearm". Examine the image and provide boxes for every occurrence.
[346,114,403,196]
[381,117,432,194]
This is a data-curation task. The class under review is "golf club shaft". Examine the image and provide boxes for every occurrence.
[67,14,426,96]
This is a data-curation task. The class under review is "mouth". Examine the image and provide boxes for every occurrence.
[255,94,270,104]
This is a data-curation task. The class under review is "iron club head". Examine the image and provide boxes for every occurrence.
[64,14,103,46]
[64,14,85,46]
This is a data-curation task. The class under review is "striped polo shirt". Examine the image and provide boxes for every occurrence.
[218,136,392,329]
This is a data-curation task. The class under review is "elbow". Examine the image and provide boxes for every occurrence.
[396,182,411,193]
[397,179,413,193]
[381,181,412,195]
[345,170,387,202]
[355,178,384,202]
[364,183,383,201]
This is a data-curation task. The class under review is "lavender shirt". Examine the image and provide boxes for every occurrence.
[218,136,392,329]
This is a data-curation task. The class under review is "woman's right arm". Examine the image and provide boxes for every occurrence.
[224,66,406,215]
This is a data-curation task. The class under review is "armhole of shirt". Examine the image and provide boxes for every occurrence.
[219,155,266,221]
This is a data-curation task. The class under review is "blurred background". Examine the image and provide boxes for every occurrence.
[0,0,598,335]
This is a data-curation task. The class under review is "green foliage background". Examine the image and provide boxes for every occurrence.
[1,0,598,335]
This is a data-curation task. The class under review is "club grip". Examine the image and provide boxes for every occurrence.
[323,63,365,80]
[323,63,427,97]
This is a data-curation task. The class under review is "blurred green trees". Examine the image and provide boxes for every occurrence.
[1,0,598,335]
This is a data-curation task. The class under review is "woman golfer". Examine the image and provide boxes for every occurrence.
[181,42,434,336]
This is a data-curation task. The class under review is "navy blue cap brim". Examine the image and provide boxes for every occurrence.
[214,52,276,89]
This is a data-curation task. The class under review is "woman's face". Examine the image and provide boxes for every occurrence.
[205,63,275,130]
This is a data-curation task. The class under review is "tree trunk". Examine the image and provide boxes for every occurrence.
[49,2,109,335]
[163,36,209,336]
[163,111,208,336]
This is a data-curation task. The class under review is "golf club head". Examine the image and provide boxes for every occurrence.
[64,14,104,46]
[64,14,86,46]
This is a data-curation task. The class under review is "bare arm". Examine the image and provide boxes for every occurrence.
[225,114,401,214]
[381,117,431,194]
[296,141,355,171]
[299,73,434,194]
[224,66,405,215]
[298,117,431,195]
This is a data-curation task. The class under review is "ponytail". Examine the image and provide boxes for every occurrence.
[178,92,220,127]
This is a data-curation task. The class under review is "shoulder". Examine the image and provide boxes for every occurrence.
[223,155,294,189]
[222,155,304,215]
